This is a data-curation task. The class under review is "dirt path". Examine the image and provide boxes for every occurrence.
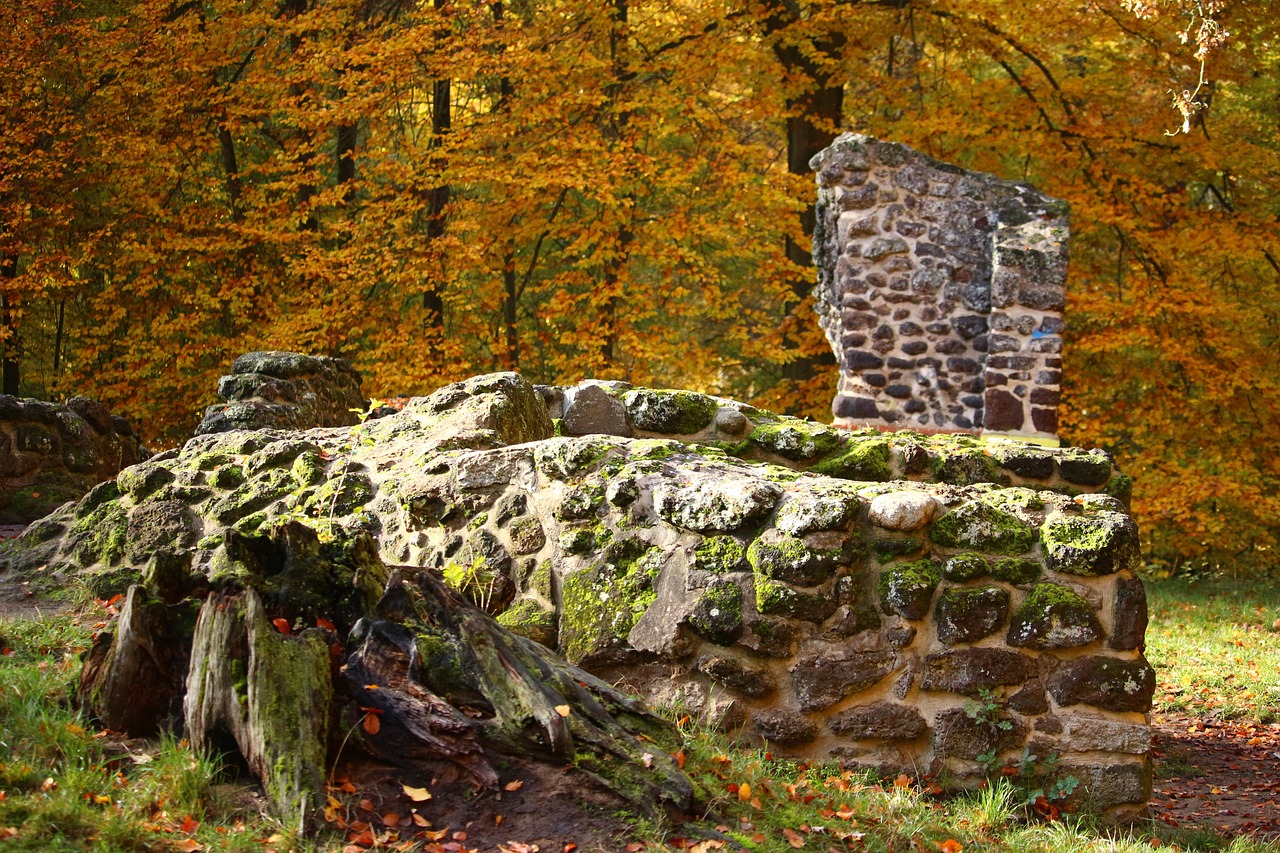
[1151,711,1280,839]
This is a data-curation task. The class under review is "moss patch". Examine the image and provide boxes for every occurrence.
[690,536,747,573]
[811,437,893,481]
[942,553,989,581]
[877,559,941,619]
[1007,583,1102,650]
[1041,510,1140,576]
[747,417,844,462]
[747,530,840,586]
[688,580,744,645]
[930,501,1036,555]
[623,389,719,434]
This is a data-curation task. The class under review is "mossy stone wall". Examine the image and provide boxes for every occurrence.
[2,370,1150,820]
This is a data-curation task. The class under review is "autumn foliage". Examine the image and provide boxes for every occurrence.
[2,0,1276,571]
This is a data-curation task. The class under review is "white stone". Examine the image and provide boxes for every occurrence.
[868,492,939,531]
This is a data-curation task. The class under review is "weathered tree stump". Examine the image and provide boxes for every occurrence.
[74,522,692,828]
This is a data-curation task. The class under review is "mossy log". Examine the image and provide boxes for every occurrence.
[75,524,692,828]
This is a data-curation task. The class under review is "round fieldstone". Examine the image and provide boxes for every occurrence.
[868,492,939,532]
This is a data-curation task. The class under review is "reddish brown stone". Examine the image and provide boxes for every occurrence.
[983,389,1025,431]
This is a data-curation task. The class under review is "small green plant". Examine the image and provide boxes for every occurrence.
[442,556,503,612]
[963,687,1013,731]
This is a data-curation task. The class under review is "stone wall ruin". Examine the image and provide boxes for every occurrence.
[0,395,149,524]
[4,371,1152,819]
[811,134,1068,441]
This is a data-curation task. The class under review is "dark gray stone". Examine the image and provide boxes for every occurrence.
[754,709,818,745]
[932,707,1027,760]
[936,587,1009,644]
[563,384,633,437]
[829,702,928,740]
[1110,577,1149,651]
[1046,655,1156,713]
[1007,583,1103,649]
[983,389,1024,431]
[698,655,777,698]
[791,648,898,711]
[921,649,1036,696]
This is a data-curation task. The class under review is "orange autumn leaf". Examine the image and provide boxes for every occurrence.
[271,619,291,635]
[783,827,805,848]
[938,840,963,853]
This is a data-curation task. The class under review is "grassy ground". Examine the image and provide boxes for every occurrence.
[3,576,1280,852]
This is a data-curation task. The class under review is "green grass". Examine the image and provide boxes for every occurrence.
[5,574,1280,852]
[0,612,330,852]
[1145,577,1280,722]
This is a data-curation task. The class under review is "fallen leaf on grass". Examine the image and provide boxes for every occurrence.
[402,785,432,802]
[168,840,203,852]
[893,774,911,789]
[383,813,401,827]
[937,840,963,853]
[737,781,752,802]
[180,815,199,834]
[783,827,805,848]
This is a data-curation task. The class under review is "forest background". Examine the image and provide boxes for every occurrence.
[2,0,1276,574]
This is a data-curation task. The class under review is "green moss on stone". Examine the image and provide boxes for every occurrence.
[747,531,839,586]
[1040,511,1140,576]
[495,598,557,646]
[746,418,844,462]
[72,499,129,566]
[623,389,719,434]
[290,452,327,487]
[688,580,744,645]
[877,559,941,619]
[929,501,1036,555]
[1008,583,1102,649]
[991,557,1042,585]
[691,536,747,573]
[208,465,246,490]
[942,553,989,581]
[559,543,660,663]
[872,536,923,562]
[1104,473,1134,505]
[810,438,893,481]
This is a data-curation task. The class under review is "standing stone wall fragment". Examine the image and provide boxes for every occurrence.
[811,134,1068,441]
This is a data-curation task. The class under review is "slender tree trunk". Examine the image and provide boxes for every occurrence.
[1,256,19,395]
[422,0,451,346]
[763,6,845,390]
[52,297,65,376]
[599,0,633,371]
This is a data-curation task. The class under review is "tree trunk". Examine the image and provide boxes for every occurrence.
[1,257,20,395]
